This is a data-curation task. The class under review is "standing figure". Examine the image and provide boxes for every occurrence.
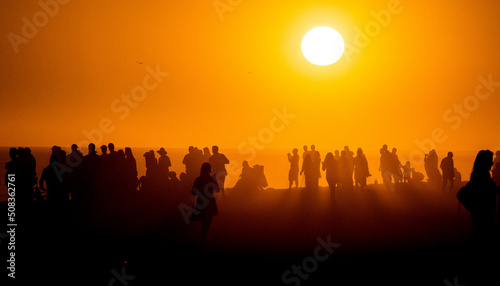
[323,152,339,198]
[157,147,171,185]
[344,146,355,188]
[424,149,442,187]
[379,145,392,187]
[390,148,402,183]
[40,155,67,203]
[209,146,230,195]
[190,163,220,239]
[354,148,371,190]
[458,150,498,248]
[312,151,321,189]
[300,154,315,190]
[124,148,138,192]
[440,152,455,191]
[287,149,299,189]
[493,151,500,187]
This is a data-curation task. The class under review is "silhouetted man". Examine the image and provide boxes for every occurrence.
[209,146,230,195]
[288,148,299,189]
[391,148,402,183]
[157,147,171,184]
[183,146,195,179]
[40,155,66,203]
[440,152,455,191]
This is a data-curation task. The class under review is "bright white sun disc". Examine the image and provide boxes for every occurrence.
[302,26,344,66]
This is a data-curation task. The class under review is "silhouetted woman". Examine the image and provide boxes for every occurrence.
[288,149,299,189]
[313,151,321,189]
[300,154,315,190]
[322,152,339,197]
[424,149,442,186]
[191,162,220,238]
[464,150,498,247]
[40,155,66,203]
[354,148,371,190]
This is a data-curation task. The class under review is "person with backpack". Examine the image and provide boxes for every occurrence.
[457,150,499,247]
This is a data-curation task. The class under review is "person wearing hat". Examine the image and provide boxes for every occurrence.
[157,147,171,183]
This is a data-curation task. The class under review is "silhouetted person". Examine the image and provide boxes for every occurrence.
[440,152,455,191]
[183,146,196,183]
[323,152,339,197]
[82,143,101,199]
[51,145,61,158]
[67,144,85,208]
[379,145,392,186]
[334,150,341,162]
[190,163,220,239]
[390,148,402,183]
[209,146,229,195]
[354,148,371,190]
[288,149,299,189]
[402,161,414,183]
[339,150,353,190]
[5,147,18,185]
[424,149,442,187]
[454,168,462,184]
[40,155,67,203]
[83,143,101,175]
[124,147,138,192]
[493,151,500,187]
[144,150,158,179]
[302,145,309,160]
[157,147,171,184]
[344,146,355,186]
[300,154,315,190]
[312,151,321,189]
[202,147,211,163]
[459,150,498,249]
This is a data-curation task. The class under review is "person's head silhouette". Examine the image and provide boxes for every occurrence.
[293,148,298,155]
[200,162,212,177]
[9,147,17,160]
[88,143,96,154]
[50,155,58,164]
[357,148,364,156]
[100,145,107,154]
[125,147,133,157]
[472,150,494,175]
[108,143,115,152]
[212,145,219,154]
[325,152,334,161]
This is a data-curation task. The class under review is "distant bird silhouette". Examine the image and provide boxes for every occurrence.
[136,61,143,65]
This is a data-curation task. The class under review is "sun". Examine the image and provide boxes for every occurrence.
[301,26,344,66]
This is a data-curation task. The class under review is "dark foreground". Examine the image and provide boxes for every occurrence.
[2,182,499,285]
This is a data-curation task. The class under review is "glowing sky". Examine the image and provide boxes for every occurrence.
[1,0,500,153]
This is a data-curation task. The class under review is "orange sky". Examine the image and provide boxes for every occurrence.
[1,0,500,153]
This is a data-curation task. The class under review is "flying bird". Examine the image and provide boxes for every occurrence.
[136,61,143,65]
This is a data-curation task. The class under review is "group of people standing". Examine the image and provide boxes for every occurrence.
[288,145,372,193]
